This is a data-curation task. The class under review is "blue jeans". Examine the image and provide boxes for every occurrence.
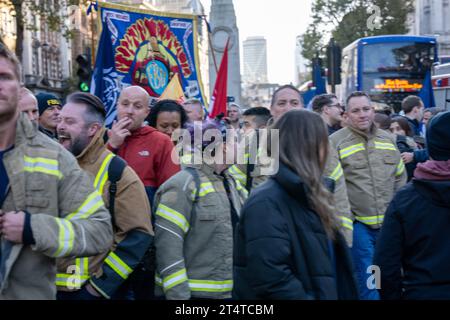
[352,222,380,300]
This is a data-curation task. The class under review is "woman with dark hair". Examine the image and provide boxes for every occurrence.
[233,109,359,300]
[147,99,188,137]
[390,116,418,180]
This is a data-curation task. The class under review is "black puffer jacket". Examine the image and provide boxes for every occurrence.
[233,163,359,300]
[374,179,450,300]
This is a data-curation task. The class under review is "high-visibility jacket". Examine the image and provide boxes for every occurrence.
[326,125,407,231]
[0,113,113,299]
[227,130,272,191]
[153,163,247,300]
[56,128,153,298]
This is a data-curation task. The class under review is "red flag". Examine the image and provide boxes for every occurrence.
[208,39,229,119]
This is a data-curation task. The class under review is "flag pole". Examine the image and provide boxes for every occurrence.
[202,15,218,74]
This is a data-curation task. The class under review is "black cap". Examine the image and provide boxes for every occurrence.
[426,111,450,161]
[36,93,61,115]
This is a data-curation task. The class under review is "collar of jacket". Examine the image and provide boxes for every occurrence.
[38,125,56,139]
[347,122,377,140]
[184,161,226,179]
[14,112,37,147]
[76,127,108,165]
[273,162,309,205]
[128,125,157,139]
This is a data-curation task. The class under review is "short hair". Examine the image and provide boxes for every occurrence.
[228,103,241,111]
[345,91,371,110]
[391,116,414,137]
[424,107,445,116]
[147,99,188,128]
[184,98,202,106]
[401,95,423,114]
[374,112,391,130]
[270,84,303,107]
[66,92,106,126]
[312,94,337,113]
[243,107,271,127]
[0,43,22,81]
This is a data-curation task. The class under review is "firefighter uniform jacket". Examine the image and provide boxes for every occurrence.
[0,113,113,299]
[326,124,407,232]
[56,128,153,298]
[153,163,247,300]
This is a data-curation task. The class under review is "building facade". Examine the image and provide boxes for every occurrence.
[241,82,279,109]
[0,0,73,96]
[408,0,450,57]
[243,36,268,84]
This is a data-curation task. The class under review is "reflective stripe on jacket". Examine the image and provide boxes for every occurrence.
[56,128,153,298]
[154,163,243,300]
[326,125,407,230]
[0,113,113,299]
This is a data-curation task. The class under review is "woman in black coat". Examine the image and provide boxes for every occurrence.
[233,110,359,300]
[374,111,450,300]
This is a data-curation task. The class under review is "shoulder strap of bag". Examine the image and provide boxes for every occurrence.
[108,155,127,226]
[245,129,260,192]
[184,167,201,224]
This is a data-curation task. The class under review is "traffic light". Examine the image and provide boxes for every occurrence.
[326,38,342,86]
[76,54,92,92]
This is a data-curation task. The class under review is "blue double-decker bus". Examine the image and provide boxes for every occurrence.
[339,35,437,112]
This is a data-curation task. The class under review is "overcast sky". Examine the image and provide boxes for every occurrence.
[202,0,313,85]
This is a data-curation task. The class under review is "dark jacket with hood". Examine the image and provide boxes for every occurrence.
[374,160,450,300]
[233,163,359,300]
[396,135,416,180]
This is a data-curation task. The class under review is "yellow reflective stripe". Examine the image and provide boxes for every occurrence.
[329,162,343,181]
[55,273,90,287]
[189,279,233,292]
[191,182,215,197]
[76,257,89,278]
[163,268,188,291]
[340,216,354,230]
[23,155,63,179]
[156,271,234,293]
[53,218,75,257]
[396,159,406,176]
[228,165,246,185]
[66,191,104,220]
[104,251,133,280]
[94,153,115,194]
[374,141,397,151]
[339,143,365,159]
[235,180,249,197]
[355,215,384,225]
[155,273,163,286]
[156,204,190,233]
[181,154,193,165]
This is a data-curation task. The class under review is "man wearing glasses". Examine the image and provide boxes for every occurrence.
[312,94,344,135]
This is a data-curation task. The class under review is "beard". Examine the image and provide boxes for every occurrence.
[70,134,90,157]
[61,133,89,157]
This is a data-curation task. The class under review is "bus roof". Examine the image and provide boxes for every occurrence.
[344,35,437,50]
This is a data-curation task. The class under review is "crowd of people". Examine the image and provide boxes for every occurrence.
[1,43,450,300]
